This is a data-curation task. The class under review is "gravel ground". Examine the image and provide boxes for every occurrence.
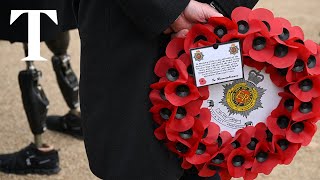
[0,0,319,179]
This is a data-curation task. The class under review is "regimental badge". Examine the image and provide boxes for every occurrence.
[193,50,204,61]
[229,44,239,55]
[220,70,266,118]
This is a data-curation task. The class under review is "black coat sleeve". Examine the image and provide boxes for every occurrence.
[198,0,259,17]
[115,0,190,38]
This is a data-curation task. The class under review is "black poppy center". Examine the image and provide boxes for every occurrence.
[277,116,290,129]
[256,152,268,163]
[202,128,209,139]
[237,20,249,34]
[299,79,313,92]
[232,155,245,167]
[291,122,305,133]
[253,37,267,51]
[295,39,304,45]
[196,143,206,155]
[159,89,167,101]
[307,55,316,69]
[214,26,228,38]
[194,35,207,43]
[212,153,225,165]
[266,130,273,142]
[178,50,185,57]
[284,99,294,112]
[208,165,221,171]
[175,142,189,154]
[299,102,313,114]
[176,85,190,97]
[175,107,187,119]
[166,68,179,81]
[279,28,290,41]
[160,108,171,120]
[274,44,289,58]
[179,129,193,139]
[187,65,194,75]
[247,138,259,150]
[217,136,222,148]
[277,68,288,76]
[232,140,241,149]
[262,21,271,31]
[277,139,290,151]
[292,59,305,73]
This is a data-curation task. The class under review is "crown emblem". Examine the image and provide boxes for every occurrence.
[248,70,264,85]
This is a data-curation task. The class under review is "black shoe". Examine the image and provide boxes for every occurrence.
[0,143,60,175]
[46,112,83,139]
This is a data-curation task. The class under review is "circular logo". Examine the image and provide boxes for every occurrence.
[226,82,258,112]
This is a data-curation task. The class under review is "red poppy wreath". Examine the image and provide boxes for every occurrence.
[149,7,320,180]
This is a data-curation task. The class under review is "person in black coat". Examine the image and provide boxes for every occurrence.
[75,0,258,179]
[0,0,82,175]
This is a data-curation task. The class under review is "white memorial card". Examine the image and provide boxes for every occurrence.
[190,41,244,87]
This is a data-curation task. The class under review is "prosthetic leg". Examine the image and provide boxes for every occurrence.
[18,43,49,148]
[45,31,82,138]
[45,32,80,114]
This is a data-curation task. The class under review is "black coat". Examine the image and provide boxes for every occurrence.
[0,0,76,42]
[76,0,259,179]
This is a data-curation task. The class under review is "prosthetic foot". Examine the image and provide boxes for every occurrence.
[45,32,82,139]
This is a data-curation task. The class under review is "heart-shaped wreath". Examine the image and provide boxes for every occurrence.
[149,7,319,180]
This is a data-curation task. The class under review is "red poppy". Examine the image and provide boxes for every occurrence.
[198,162,231,180]
[166,120,203,147]
[243,33,276,63]
[273,18,304,45]
[166,38,185,59]
[207,17,238,40]
[181,158,193,170]
[286,120,317,146]
[149,89,168,105]
[289,75,320,102]
[248,8,283,37]
[195,108,212,129]
[243,56,266,71]
[285,56,309,83]
[291,97,320,121]
[305,53,320,76]
[199,78,207,85]
[166,141,192,157]
[265,65,290,87]
[304,39,318,55]
[267,106,292,136]
[272,135,301,165]
[243,169,258,180]
[154,123,167,140]
[179,53,194,77]
[154,56,188,82]
[184,24,218,53]
[186,142,219,165]
[251,142,281,175]
[165,81,200,106]
[227,148,254,178]
[167,100,202,132]
[267,44,298,68]
[201,122,221,145]
[275,92,296,113]
[231,7,263,38]
[229,128,251,150]
[150,81,169,90]
[198,146,233,178]
[150,103,175,125]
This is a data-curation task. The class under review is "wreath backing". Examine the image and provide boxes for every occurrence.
[149,7,320,180]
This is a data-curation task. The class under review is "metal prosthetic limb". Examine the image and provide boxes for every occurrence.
[19,43,49,148]
[45,32,80,115]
